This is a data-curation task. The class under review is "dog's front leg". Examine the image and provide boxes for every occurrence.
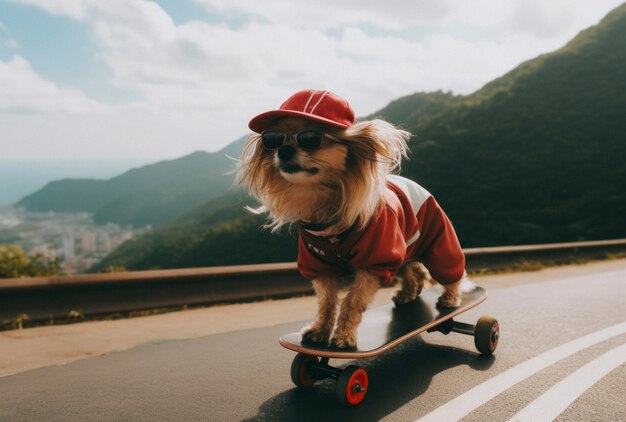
[332,270,380,348]
[393,261,429,304]
[302,277,338,344]
[436,272,473,308]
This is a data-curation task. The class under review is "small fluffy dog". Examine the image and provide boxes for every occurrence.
[238,89,470,348]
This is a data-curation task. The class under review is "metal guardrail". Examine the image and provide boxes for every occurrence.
[463,238,626,272]
[1,239,625,324]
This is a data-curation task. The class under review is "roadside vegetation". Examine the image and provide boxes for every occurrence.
[0,245,61,278]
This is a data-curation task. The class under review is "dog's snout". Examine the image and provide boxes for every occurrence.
[278,145,296,161]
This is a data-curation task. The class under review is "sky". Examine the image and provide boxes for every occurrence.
[1,0,624,163]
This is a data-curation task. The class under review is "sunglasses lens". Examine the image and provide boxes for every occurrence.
[262,131,285,149]
[297,131,323,149]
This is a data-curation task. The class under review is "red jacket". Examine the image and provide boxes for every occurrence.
[297,175,465,285]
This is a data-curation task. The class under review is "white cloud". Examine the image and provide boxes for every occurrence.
[196,0,622,35]
[0,55,107,114]
[197,0,459,30]
[3,0,625,161]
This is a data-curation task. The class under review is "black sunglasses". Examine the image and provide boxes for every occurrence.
[261,130,330,150]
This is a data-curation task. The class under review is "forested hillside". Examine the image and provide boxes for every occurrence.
[18,138,245,227]
[93,191,297,270]
[96,4,626,271]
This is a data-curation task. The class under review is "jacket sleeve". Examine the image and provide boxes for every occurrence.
[348,206,407,285]
[416,196,465,284]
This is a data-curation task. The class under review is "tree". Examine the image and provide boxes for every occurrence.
[0,245,61,278]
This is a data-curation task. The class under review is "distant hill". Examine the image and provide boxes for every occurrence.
[18,137,246,227]
[92,191,298,271]
[96,4,626,271]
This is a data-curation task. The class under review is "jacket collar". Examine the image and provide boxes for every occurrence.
[299,221,355,238]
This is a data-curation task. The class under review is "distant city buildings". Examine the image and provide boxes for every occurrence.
[62,228,75,259]
[0,206,149,274]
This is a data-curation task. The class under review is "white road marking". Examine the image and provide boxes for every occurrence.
[416,321,626,422]
[509,342,626,422]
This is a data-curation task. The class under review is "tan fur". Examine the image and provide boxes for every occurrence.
[238,118,408,232]
[302,278,338,343]
[237,116,467,348]
[436,271,474,308]
[332,270,380,348]
[393,261,430,304]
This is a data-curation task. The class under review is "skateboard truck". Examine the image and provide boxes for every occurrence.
[428,319,476,335]
[428,315,500,355]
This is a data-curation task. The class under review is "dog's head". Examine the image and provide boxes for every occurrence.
[238,93,410,231]
[246,117,348,183]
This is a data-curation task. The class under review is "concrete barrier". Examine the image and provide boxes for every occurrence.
[1,239,625,324]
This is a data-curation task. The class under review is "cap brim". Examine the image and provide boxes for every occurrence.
[248,110,351,133]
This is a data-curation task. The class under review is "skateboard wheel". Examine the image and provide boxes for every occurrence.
[336,366,368,406]
[474,315,499,355]
[290,353,319,387]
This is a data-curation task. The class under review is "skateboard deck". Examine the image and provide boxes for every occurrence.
[281,285,498,406]
[280,285,487,359]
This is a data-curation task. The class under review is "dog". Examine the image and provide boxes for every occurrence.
[238,89,471,348]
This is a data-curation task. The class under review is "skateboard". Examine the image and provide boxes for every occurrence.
[279,285,499,406]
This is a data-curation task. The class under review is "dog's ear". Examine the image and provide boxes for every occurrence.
[237,133,274,198]
[331,120,411,231]
[342,119,410,175]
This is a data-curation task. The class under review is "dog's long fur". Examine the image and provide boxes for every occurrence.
[238,117,467,348]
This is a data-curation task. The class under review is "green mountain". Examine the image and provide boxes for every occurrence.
[18,138,245,227]
[96,4,626,270]
[92,191,298,271]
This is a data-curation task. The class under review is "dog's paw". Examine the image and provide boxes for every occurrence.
[330,330,357,348]
[301,326,331,344]
[393,289,418,305]
[436,291,461,308]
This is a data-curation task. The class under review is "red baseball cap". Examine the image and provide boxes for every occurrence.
[248,89,355,133]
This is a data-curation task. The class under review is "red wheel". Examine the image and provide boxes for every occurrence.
[475,315,499,355]
[336,366,368,406]
[290,353,319,387]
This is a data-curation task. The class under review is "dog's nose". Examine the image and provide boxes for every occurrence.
[278,145,296,161]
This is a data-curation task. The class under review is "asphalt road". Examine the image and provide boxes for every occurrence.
[1,267,625,421]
